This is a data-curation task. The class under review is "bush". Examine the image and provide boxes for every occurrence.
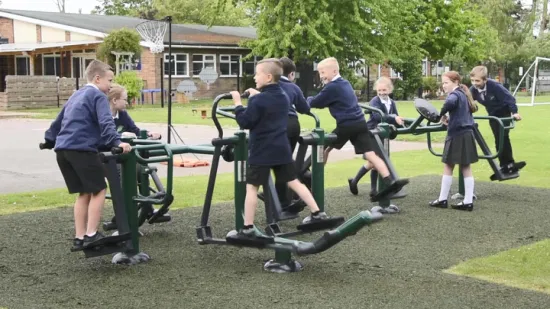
[353,77,368,92]
[97,28,142,69]
[114,71,144,103]
[422,76,438,93]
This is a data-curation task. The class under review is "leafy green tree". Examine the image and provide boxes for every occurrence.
[154,0,251,26]
[96,28,142,69]
[93,0,157,19]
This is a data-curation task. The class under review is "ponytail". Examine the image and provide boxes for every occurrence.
[460,84,477,113]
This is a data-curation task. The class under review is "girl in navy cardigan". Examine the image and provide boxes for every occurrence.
[430,71,478,211]
[348,77,404,198]
[108,84,161,139]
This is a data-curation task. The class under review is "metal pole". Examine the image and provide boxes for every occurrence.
[167,16,173,144]
[160,57,164,108]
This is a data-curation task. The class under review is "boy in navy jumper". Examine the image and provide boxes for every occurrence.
[348,77,404,198]
[230,58,333,240]
[108,84,161,139]
[275,57,310,208]
[469,66,526,175]
[44,60,132,250]
[430,71,478,211]
[307,57,409,202]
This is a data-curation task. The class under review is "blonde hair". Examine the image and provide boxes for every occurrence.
[374,77,394,92]
[317,57,340,71]
[469,65,488,80]
[443,71,478,113]
[257,58,283,82]
[85,60,112,83]
[108,84,126,103]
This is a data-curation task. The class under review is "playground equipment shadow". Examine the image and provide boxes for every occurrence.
[0,175,549,309]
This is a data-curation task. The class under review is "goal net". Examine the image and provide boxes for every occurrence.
[513,56,550,106]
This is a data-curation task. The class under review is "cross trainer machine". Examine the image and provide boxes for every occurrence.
[415,98,522,200]
[195,92,384,273]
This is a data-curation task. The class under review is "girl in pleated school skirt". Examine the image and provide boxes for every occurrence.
[429,71,479,211]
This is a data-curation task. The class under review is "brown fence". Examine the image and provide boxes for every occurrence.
[0,76,85,110]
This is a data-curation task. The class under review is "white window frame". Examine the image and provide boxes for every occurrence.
[42,53,61,76]
[164,53,190,77]
[219,54,242,77]
[71,52,96,78]
[243,56,263,75]
[15,55,30,76]
[191,54,216,76]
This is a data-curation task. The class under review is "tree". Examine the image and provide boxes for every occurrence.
[92,0,157,19]
[154,0,251,26]
[54,0,66,12]
[96,28,142,69]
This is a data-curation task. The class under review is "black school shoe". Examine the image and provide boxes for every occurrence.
[83,232,106,248]
[429,199,448,208]
[451,202,473,211]
[71,238,84,251]
[370,179,409,202]
[348,178,359,195]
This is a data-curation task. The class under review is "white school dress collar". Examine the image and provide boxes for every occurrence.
[280,76,289,81]
[113,111,119,119]
[331,74,342,82]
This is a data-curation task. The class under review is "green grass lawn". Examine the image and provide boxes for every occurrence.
[446,239,550,294]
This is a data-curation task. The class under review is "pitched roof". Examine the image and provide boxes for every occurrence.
[0,9,257,45]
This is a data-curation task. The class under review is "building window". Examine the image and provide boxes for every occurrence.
[15,56,30,75]
[220,54,241,77]
[243,56,263,75]
[164,53,189,77]
[43,54,61,76]
[390,68,401,79]
[192,54,216,75]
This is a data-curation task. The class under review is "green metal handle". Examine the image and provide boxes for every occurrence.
[359,103,385,116]
[134,144,173,204]
[306,112,321,128]
[473,116,514,159]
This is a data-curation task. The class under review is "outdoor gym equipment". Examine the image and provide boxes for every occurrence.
[103,130,173,232]
[39,141,149,265]
[298,113,409,214]
[355,102,446,213]
[195,92,383,273]
[207,93,344,237]
[414,98,522,200]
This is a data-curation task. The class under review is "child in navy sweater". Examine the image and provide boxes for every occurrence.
[275,57,310,208]
[307,57,409,202]
[230,58,333,241]
[44,60,132,250]
[430,71,478,211]
[348,77,404,198]
[469,66,525,175]
[108,84,161,139]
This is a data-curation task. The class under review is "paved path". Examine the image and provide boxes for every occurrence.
[0,118,438,194]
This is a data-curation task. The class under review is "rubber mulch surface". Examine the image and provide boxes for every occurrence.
[1,175,549,309]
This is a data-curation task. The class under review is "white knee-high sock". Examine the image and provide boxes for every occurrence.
[438,175,453,201]
[463,177,475,204]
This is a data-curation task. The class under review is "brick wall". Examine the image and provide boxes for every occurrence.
[36,25,41,43]
[0,75,84,110]
[0,17,14,43]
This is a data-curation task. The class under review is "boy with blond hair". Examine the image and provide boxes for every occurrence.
[44,60,132,251]
[230,58,335,241]
[469,65,526,175]
[307,57,409,202]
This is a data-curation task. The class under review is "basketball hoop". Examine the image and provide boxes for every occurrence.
[136,19,167,54]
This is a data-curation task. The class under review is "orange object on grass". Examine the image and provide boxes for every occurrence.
[161,160,210,168]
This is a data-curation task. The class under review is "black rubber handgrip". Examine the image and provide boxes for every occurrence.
[39,141,54,150]
[111,147,124,154]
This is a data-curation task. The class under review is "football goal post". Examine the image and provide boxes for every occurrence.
[513,56,550,106]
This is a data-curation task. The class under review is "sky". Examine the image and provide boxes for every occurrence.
[0,0,97,14]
